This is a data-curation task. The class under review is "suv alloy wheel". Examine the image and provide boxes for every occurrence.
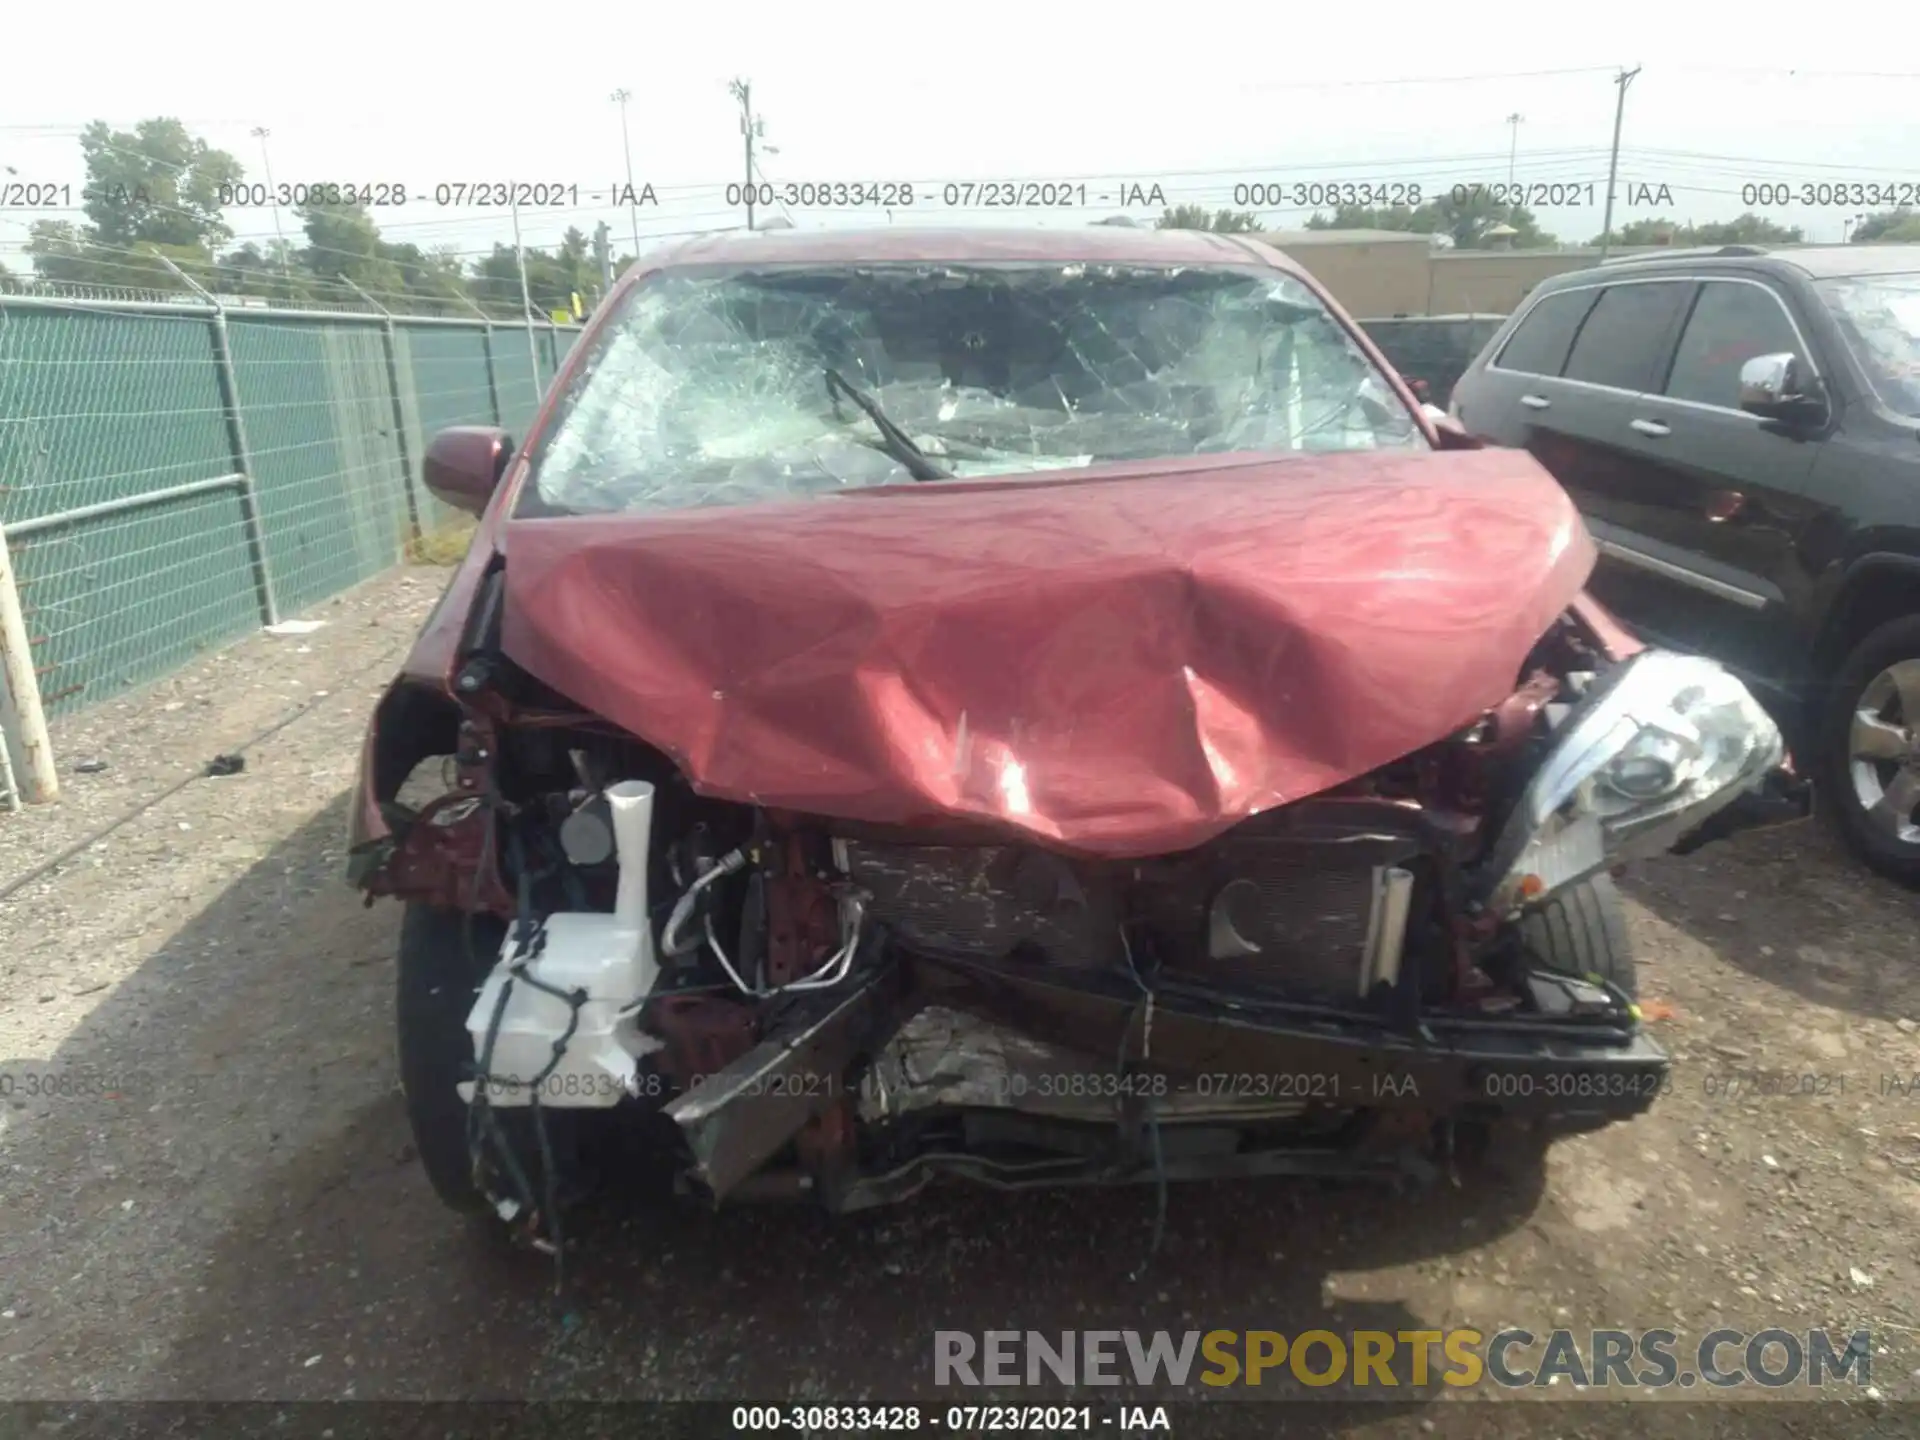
[1822,615,1920,885]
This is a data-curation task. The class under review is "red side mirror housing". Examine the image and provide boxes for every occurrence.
[423,427,515,516]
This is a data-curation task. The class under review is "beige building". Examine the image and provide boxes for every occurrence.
[1256,230,1436,317]
[1260,231,1713,319]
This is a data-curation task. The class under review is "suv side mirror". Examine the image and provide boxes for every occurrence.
[1738,353,1826,423]
[423,426,515,516]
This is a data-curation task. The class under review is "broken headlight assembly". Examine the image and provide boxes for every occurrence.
[1480,650,1784,916]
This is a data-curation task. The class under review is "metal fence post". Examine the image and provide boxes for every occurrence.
[462,296,503,425]
[343,278,423,544]
[158,258,280,628]
[0,520,59,804]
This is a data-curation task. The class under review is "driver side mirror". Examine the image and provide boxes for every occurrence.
[1738,353,1826,424]
[422,426,515,516]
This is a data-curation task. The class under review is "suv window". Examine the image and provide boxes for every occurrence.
[1494,289,1597,376]
[1664,281,1803,409]
[1563,280,1691,392]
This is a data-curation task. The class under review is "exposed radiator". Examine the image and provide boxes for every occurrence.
[836,842,1121,970]
[837,831,1424,1001]
[1136,841,1384,996]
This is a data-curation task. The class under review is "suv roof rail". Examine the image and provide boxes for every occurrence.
[1599,244,1770,266]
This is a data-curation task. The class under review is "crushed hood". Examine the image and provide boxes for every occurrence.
[501,449,1593,858]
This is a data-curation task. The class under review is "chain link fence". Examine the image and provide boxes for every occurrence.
[0,283,579,807]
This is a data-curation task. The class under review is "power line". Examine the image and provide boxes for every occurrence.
[1662,65,1920,80]
[1234,65,1622,90]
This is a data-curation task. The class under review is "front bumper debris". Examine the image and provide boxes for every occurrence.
[663,951,1667,1210]
[664,971,889,1199]
[911,953,1666,1125]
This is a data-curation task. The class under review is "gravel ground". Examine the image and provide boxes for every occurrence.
[3,564,1919,1439]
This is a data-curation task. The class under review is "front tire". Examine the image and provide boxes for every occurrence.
[1491,874,1639,1167]
[396,903,502,1212]
[1820,616,1920,886]
[1517,873,1636,999]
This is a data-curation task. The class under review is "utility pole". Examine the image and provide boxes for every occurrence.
[510,193,542,396]
[729,78,765,231]
[1598,66,1641,263]
[1505,113,1524,187]
[610,88,642,257]
[593,220,613,298]
[250,125,291,282]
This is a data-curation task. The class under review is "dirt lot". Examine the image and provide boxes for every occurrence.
[2,565,1919,1438]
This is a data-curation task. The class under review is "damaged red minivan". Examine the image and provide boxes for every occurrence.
[348,226,1805,1234]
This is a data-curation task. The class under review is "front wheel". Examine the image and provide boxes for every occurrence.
[396,903,503,1212]
[396,903,581,1218]
[1517,873,1636,999]
[1489,875,1639,1170]
[1820,616,1920,886]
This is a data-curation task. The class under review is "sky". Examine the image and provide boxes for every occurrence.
[3,0,1918,272]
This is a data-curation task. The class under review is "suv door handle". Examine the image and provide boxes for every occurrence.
[1520,394,1551,410]
[1630,418,1671,437]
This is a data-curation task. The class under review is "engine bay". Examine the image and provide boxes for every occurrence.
[353,596,1786,1224]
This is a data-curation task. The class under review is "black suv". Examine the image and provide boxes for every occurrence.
[1452,244,1920,883]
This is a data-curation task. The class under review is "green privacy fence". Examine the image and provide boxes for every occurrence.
[0,290,580,727]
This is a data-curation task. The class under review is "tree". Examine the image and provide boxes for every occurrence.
[1587,212,1802,248]
[24,218,211,292]
[1589,217,1686,247]
[295,200,406,298]
[1690,214,1803,245]
[1154,205,1263,233]
[381,241,470,312]
[213,240,320,305]
[1305,203,1425,233]
[1419,190,1554,249]
[1855,208,1920,243]
[23,118,243,292]
[77,117,242,251]
[469,232,599,317]
[20,116,593,316]
[1303,193,1554,248]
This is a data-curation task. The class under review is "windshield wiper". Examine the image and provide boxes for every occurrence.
[824,367,951,481]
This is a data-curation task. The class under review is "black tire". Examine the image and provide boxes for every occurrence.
[1819,615,1920,886]
[396,902,502,1212]
[1475,875,1637,1168]
[1517,873,1635,999]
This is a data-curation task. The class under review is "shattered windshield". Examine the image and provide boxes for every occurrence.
[526,262,1426,516]
[1817,271,1920,418]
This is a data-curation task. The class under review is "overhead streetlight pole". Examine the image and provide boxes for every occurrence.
[611,88,641,259]
[1598,65,1642,263]
[510,192,542,398]
[250,125,292,282]
[1505,113,1524,188]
